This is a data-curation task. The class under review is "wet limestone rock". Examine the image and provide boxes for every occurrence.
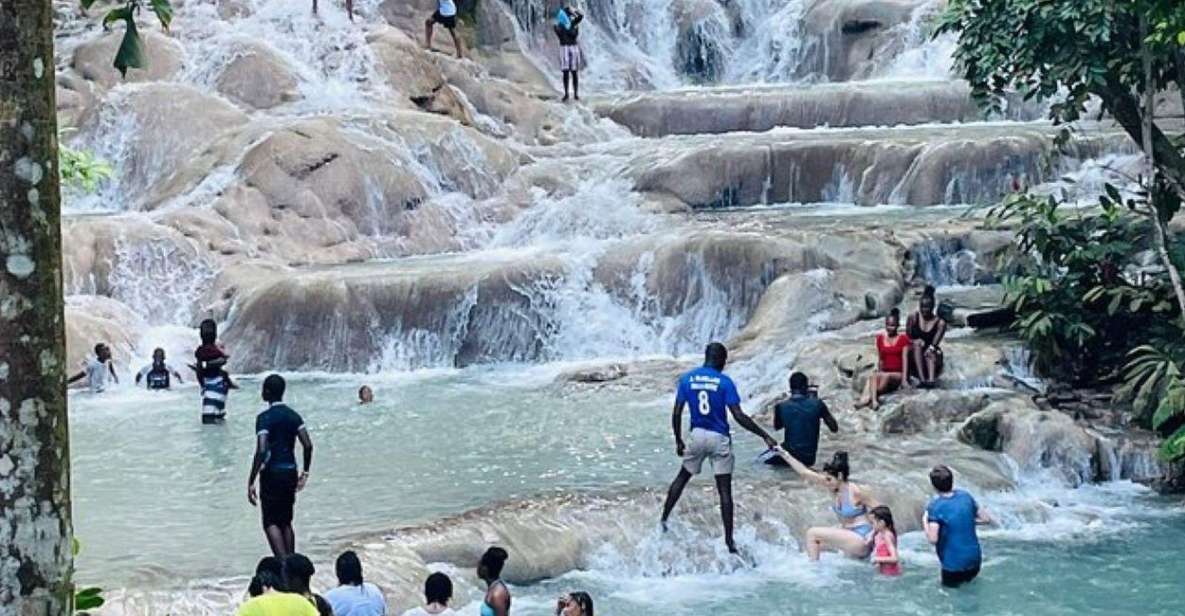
[798,0,934,81]
[64,296,141,371]
[215,43,301,110]
[880,390,996,434]
[368,26,473,124]
[71,30,185,89]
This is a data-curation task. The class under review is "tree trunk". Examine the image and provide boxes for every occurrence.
[1095,75,1185,201]
[0,0,75,614]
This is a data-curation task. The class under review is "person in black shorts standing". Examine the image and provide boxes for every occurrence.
[425,0,465,59]
[247,374,314,557]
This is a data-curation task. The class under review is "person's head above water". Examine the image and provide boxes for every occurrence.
[281,553,316,594]
[94,343,110,361]
[358,385,374,404]
[885,308,901,335]
[789,371,809,393]
[262,374,286,403]
[821,451,851,489]
[152,347,166,365]
[424,572,453,606]
[478,546,508,582]
[199,318,217,346]
[929,464,955,493]
[335,550,364,587]
[870,505,896,535]
[559,591,594,616]
[920,285,937,317]
[704,342,728,371]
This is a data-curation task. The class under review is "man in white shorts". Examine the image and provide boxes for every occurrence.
[661,342,777,554]
[553,6,584,101]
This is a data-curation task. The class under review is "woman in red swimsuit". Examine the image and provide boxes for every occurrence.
[856,308,911,410]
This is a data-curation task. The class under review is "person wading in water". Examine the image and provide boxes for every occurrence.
[248,374,315,557]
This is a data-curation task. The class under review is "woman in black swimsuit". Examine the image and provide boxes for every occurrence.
[907,286,947,388]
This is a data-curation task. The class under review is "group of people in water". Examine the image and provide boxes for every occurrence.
[71,285,980,613]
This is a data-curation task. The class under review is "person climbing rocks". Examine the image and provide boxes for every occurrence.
[135,347,184,390]
[554,5,584,101]
[192,318,237,424]
[661,342,778,554]
[923,465,993,587]
[763,371,838,468]
[856,308,911,410]
[247,374,315,558]
[425,0,465,59]
[68,342,118,393]
[907,285,947,388]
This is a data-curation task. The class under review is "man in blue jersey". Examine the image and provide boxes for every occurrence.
[661,342,778,554]
[924,465,994,587]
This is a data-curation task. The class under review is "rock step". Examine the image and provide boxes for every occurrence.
[593,80,1042,137]
[624,122,1135,209]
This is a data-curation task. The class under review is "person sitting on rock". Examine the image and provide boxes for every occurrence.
[554,6,584,101]
[856,308,911,410]
[135,347,184,390]
[68,342,119,393]
[425,0,465,59]
[907,285,947,388]
[763,371,838,468]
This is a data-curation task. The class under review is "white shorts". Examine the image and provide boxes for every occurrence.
[560,45,582,72]
[683,428,734,476]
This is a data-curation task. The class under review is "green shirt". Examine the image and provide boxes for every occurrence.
[237,592,320,616]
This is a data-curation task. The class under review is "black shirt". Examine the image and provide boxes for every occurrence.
[255,403,304,471]
[774,394,830,466]
[555,13,583,46]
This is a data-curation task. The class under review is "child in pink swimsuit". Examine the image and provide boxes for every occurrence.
[869,505,902,576]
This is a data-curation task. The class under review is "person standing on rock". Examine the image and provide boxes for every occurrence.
[763,371,838,468]
[661,342,778,554]
[248,374,315,557]
[923,465,993,587]
[554,5,584,101]
[425,0,465,59]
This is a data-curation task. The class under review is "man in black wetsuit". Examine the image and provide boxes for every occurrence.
[764,372,838,467]
[134,348,184,390]
[247,374,314,557]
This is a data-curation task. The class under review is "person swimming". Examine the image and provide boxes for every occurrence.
[68,342,118,393]
[358,385,374,405]
[769,449,881,560]
[135,348,184,390]
[856,308,911,410]
[869,505,901,576]
[907,286,947,388]
[478,547,510,616]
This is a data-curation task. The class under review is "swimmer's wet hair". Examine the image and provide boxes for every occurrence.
[930,465,954,492]
[823,451,850,481]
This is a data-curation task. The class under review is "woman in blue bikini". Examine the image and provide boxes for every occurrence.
[770,449,881,560]
[479,547,511,616]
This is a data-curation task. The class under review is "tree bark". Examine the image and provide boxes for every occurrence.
[0,0,74,614]
[1095,75,1185,201]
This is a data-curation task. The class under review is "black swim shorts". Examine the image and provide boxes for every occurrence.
[431,11,457,29]
[259,467,299,528]
[941,563,981,588]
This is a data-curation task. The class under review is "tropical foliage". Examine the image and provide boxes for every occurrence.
[59,141,113,193]
[81,0,174,76]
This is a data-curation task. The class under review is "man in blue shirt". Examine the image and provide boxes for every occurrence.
[924,465,994,587]
[661,342,778,554]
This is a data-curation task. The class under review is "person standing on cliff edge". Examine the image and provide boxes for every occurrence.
[554,5,584,101]
[248,374,315,557]
[425,0,465,59]
[661,342,778,554]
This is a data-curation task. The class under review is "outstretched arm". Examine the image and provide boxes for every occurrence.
[820,402,839,433]
[728,404,776,449]
[770,446,826,485]
[67,370,86,385]
[976,504,994,525]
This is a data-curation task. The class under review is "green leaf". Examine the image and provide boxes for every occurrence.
[72,537,81,557]
[74,587,105,611]
[1177,31,1185,46]
[1152,382,1185,431]
[150,0,173,31]
[113,17,146,78]
[80,0,98,10]
[101,6,131,29]
[1159,425,1185,462]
